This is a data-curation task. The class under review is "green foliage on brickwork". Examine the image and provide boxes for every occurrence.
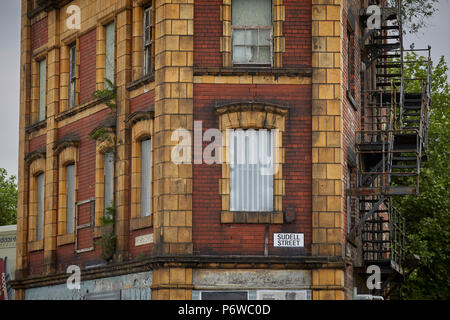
[0,168,17,226]
[97,205,117,262]
[394,53,450,299]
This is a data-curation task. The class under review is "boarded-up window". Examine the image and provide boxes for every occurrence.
[105,22,115,86]
[38,58,46,121]
[140,139,151,217]
[229,129,274,212]
[104,152,114,210]
[232,0,272,65]
[36,173,45,241]
[66,164,76,234]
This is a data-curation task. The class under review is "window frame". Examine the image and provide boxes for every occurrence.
[65,163,76,235]
[216,104,287,225]
[68,43,77,108]
[38,58,47,122]
[129,115,154,231]
[231,0,274,67]
[27,156,46,252]
[140,138,152,218]
[57,145,78,246]
[143,5,154,76]
[229,128,275,212]
[105,21,115,86]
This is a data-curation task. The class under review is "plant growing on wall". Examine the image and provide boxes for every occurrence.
[97,205,117,261]
[92,78,117,112]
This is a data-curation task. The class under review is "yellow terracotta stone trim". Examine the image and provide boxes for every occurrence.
[92,132,116,237]
[27,157,46,249]
[56,146,78,244]
[217,103,287,224]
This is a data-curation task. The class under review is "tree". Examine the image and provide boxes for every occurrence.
[388,0,440,34]
[0,168,18,226]
[394,53,450,299]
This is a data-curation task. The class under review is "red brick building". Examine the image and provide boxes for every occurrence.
[12,0,431,300]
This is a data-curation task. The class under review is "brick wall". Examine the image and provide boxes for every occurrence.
[79,29,97,105]
[342,0,362,237]
[193,0,222,67]
[283,0,312,67]
[28,134,46,153]
[192,83,312,255]
[130,90,155,113]
[31,16,48,52]
[193,0,312,68]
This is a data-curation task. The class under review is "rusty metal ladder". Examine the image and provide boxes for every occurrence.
[75,198,95,254]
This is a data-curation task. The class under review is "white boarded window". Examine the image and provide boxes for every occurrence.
[232,0,272,65]
[104,152,114,210]
[105,22,115,86]
[68,44,77,108]
[66,164,76,234]
[36,173,45,241]
[38,58,46,121]
[229,129,274,212]
[143,6,153,75]
[140,139,151,217]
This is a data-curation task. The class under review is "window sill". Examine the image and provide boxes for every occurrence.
[221,211,284,224]
[28,240,43,252]
[25,119,47,135]
[130,215,153,231]
[193,67,312,77]
[55,97,105,123]
[126,73,155,91]
[57,233,75,246]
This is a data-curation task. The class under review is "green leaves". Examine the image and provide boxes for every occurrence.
[92,78,117,111]
[97,205,116,262]
[395,53,450,299]
[0,168,17,226]
[391,0,440,34]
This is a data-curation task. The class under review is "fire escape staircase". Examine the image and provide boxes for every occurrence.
[350,0,432,297]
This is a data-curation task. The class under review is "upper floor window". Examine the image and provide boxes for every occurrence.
[232,0,272,66]
[66,163,76,234]
[229,129,274,212]
[36,172,45,241]
[105,22,115,87]
[68,43,77,108]
[143,6,153,75]
[140,138,151,217]
[104,152,114,210]
[38,58,46,121]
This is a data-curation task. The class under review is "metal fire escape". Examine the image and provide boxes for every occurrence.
[351,0,432,297]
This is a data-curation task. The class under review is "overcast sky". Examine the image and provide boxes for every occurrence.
[0,0,449,179]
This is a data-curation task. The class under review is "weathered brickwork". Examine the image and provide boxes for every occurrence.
[79,29,97,104]
[192,83,312,255]
[15,0,365,300]
[31,16,48,52]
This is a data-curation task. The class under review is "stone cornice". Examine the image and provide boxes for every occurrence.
[10,255,345,290]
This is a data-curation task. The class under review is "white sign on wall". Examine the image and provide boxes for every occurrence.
[273,233,304,248]
[135,234,153,247]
